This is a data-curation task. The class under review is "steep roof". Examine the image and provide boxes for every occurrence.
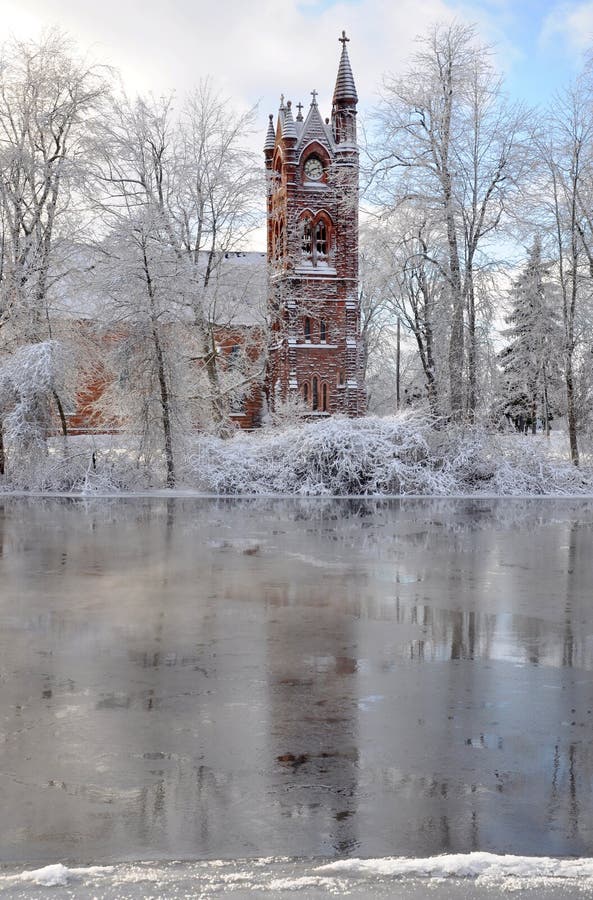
[296,96,334,153]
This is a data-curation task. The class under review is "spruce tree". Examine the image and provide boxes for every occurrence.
[498,237,560,435]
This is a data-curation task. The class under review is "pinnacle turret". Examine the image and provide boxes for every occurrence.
[282,100,297,140]
[264,113,275,151]
[332,31,358,105]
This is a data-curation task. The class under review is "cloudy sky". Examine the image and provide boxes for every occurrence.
[1,0,592,253]
[2,0,593,123]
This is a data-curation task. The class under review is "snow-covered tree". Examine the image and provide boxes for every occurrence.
[0,340,78,480]
[370,22,530,422]
[498,237,561,435]
[537,79,593,464]
[0,31,109,471]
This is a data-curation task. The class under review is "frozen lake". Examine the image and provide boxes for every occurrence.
[1,496,593,897]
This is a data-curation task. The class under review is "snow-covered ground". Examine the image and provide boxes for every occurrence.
[3,854,593,898]
[1,414,591,496]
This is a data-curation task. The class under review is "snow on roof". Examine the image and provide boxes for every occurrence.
[47,244,268,328]
[206,250,267,327]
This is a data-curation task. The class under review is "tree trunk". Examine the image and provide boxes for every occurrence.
[152,327,175,488]
[565,359,579,466]
[466,275,477,423]
[542,366,550,438]
[52,390,68,438]
[202,329,228,431]
[141,243,175,487]
[445,197,465,421]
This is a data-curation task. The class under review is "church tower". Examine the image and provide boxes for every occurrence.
[264,32,365,417]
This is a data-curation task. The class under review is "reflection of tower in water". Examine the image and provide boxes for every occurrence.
[265,569,360,856]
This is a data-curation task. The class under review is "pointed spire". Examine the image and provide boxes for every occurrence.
[282,100,297,140]
[264,113,275,151]
[333,31,358,104]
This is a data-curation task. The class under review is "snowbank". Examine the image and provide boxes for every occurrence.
[2,862,114,887]
[316,852,593,880]
[2,853,593,894]
[1,414,592,495]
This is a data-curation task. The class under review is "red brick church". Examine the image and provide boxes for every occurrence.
[263,32,366,417]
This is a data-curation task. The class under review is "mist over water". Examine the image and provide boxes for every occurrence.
[1,497,593,872]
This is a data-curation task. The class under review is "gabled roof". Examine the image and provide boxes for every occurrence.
[296,98,334,154]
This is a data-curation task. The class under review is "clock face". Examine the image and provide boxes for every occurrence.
[304,156,323,180]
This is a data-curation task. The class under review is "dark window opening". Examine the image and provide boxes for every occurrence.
[322,383,328,412]
[303,382,309,404]
[315,221,327,257]
[304,317,311,341]
[320,319,327,343]
[302,219,312,257]
[312,376,319,411]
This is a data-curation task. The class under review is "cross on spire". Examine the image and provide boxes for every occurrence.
[339,30,349,44]
[296,101,304,120]
[310,89,318,106]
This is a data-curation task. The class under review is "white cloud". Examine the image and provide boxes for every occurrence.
[0,0,459,122]
[540,0,593,54]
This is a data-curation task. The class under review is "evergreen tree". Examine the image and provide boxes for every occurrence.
[498,237,560,435]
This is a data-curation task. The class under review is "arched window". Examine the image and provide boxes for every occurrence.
[301,214,332,266]
[312,376,319,411]
[315,221,327,257]
[319,319,327,343]
[337,371,345,386]
[304,317,311,342]
[303,382,309,404]
[302,218,312,258]
[274,217,284,260]
[322,383,329,412]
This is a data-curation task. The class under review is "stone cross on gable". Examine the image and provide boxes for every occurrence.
[310,89,318,105]
[296,102,304,120]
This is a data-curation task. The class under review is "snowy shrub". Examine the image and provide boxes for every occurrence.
[187,415,593,497]
[1,412,592,495]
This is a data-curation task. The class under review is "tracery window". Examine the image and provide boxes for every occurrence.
[299,213,332,267]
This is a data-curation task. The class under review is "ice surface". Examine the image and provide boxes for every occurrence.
[2,498,593,885]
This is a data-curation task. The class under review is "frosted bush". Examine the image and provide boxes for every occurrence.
[2,413,592,495]
[188,415,593,497]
